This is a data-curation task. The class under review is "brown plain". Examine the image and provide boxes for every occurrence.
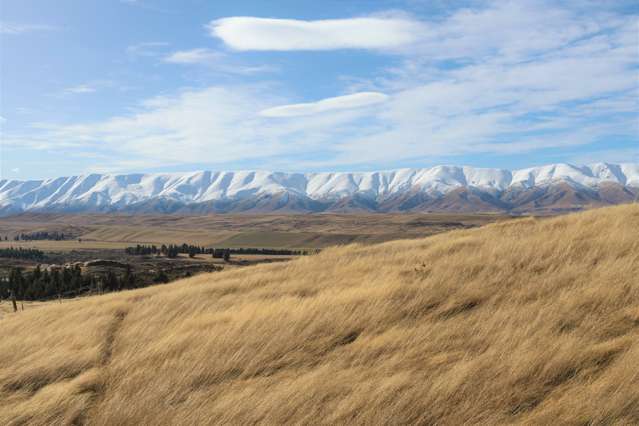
[0,212,504,250]
[0,204,638,425]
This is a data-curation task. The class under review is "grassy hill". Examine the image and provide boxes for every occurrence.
[1,205,638,425]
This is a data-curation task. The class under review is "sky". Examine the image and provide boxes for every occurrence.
[0,0,638,180]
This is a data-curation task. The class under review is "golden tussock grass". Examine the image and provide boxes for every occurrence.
[0,205,638,425]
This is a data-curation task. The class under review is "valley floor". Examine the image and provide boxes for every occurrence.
[0,212,504,250]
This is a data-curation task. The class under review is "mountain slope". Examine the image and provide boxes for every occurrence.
[1,205,638,425]
[1,163,637,215]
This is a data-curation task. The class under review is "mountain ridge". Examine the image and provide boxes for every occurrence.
[1,163,637,215]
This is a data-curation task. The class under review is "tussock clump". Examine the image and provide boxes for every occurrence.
[1,205,638,425]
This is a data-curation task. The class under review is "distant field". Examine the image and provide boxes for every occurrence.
[0,212,507,251]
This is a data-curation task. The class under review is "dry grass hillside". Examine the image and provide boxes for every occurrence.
[1,205,638,425]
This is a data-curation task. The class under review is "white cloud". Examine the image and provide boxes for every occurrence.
[164,48,222,64]
[260,92,389,117]
[209,16,422,51]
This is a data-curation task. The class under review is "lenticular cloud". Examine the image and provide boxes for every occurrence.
[259,92,389,117]
[209,17,420,51]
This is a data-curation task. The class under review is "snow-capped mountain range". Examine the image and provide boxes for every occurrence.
[1,163,637,215]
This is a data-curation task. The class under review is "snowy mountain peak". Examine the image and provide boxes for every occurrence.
[0,163,637,215]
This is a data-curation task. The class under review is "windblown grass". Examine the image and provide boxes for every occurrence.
[1,205,638,425]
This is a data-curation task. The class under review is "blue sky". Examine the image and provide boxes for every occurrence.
[0,0,637,179]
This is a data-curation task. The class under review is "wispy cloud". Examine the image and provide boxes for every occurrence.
[209,16,422,51]
[318,1,639,166]
[65,85,97,94]
[163,48,277,74]
[3,85,378,171]
[260,92,388,117]
[119,0,175,13]
[568,148,639,166]
[126,41,170,57]
[0,22,59,35]
[61,80,114,96]
[163,48,222,64]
